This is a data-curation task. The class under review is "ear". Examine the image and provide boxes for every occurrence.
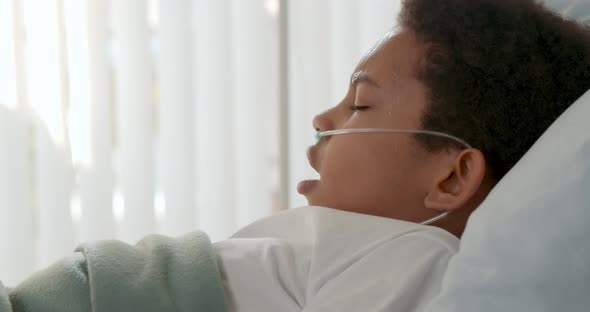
[424,149,487,212]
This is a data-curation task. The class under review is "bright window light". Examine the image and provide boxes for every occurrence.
[264,0,280,18]
[0,0,17,110]
[64,0,92,167]
[23,0,65,145]
[70,192,82,222]
[112,190,125,223]
[148,0,159,28]
[154,189,166,221]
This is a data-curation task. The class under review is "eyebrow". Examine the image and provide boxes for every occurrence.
[351,71,380,88]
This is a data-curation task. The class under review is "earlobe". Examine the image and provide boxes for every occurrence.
[424,149,487,213]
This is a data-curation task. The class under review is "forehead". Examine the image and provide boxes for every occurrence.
[354,31,426,85]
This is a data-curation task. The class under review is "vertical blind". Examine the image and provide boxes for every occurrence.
[0,0,400,286]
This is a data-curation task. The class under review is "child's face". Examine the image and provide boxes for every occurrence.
[299,31,449,223]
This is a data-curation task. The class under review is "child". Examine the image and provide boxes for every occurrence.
[216,0,590,310]
[3,0,590,311]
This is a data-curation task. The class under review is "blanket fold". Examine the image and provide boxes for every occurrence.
[0,231,227,312]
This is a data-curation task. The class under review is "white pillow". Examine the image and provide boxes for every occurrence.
[425,89,590,312]
[544,0,590,24]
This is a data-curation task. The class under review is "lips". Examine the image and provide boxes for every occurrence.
[297,179,319,194]
[297,146,321,195]
[306,145,320,174]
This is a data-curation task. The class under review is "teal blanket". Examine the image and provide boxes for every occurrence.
[0,231,227,312]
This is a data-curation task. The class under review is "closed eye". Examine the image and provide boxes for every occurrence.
[350,105,370,111]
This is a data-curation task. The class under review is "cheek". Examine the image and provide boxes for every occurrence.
[319,137,421,202]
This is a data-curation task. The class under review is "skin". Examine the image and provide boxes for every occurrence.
[300,30,494,238]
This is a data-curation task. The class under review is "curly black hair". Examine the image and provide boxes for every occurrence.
[399,0,590,180]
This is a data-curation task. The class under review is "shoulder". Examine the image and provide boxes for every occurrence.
[304,229,459,312]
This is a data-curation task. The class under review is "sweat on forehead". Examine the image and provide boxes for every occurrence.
[359,30,396,63]
[355,32,428,84]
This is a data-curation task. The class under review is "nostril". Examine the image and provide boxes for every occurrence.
[313,108,338,134]
[313,113,331,133]
[312,116,322,132]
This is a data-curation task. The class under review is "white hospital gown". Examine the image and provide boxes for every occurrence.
[214,206,459,312]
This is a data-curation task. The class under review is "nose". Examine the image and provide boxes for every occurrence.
[312,109,335,133]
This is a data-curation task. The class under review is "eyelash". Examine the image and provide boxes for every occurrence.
[350,105,370,111]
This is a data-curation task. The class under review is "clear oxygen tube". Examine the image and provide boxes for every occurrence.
[315,128,472,226]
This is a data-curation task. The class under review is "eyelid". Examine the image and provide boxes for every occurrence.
[349,104,370,111]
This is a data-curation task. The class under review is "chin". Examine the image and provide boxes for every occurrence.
[302,194,322,208]
[304,195,318,207]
